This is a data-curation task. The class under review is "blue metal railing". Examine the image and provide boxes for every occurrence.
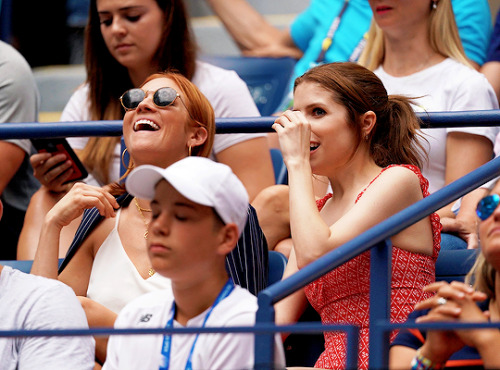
[0,110,499,139]
[0,109,499,369]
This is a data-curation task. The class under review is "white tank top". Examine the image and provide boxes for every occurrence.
[86,209,172,313]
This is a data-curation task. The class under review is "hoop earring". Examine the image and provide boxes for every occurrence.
[121,148,134,170]
[188,145,192,157]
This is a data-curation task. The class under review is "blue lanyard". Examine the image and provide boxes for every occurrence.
[159,278,235,370]
[315,0,350,63]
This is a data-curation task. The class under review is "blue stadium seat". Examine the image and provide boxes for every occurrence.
[0,259,34,273]
[200,56,297,116]
[435,249,479,283]
[0,259,64,274]
[268,250,287,286]
[270,148,288,185]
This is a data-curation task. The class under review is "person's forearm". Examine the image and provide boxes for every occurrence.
[206,0,285,52]
[457,188,487,222]
[30,215,63,279]
[474,329,500,368]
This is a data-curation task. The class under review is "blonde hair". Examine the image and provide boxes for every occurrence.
[358,0,472,70]
[466,252,496,299]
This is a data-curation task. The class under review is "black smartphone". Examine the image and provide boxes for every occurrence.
[30,138,88,184]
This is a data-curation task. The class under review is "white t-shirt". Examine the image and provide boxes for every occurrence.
[61,61,263,186]
[0,266,95,370]
[103,284,286,370]
[375,58,499,193]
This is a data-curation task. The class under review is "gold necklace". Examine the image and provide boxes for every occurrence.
[133,197,151,239]
[133,198,156,277]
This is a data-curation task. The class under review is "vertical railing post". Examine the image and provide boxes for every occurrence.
[254,290,275,369]
[368,238,392,369]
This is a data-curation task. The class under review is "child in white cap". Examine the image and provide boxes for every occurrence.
[103,157,285,370]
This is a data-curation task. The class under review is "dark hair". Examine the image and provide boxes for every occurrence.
[80,0,197,184]
[294,62,427,168]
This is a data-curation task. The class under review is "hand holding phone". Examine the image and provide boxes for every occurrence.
[30,138,88,187]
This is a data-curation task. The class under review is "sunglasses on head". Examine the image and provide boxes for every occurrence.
[120,87,181,111]
[476,194,500,220]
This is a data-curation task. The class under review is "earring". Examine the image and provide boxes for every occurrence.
[432,1,437,9]
[121,148,134,170]
[188,145,192,157]
[364,135,369,141]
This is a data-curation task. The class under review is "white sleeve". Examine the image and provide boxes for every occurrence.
[18,283,95,370]
[212,71,265,155]
[102,303,143,370]
[101,307,132,370]
[195,62,266,156]
[60,85,92,151]
[203,313,285,370]
[204,312,256,370]
[447,73,500,143]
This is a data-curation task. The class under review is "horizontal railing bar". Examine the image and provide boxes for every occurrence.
[0,110,498,139]
[379,321,500,331]
[0,322,356,338]
[261,155,500,304]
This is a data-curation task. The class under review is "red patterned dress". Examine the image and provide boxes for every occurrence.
[304,165,442,369]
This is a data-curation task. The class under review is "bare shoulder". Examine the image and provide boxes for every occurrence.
[377,166,422,189]
[364,166,424,205]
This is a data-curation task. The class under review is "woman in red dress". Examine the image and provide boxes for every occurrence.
[273,62,441,369]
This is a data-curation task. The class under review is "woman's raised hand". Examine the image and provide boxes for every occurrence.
[45,182,119,229]
[272,110,311,167]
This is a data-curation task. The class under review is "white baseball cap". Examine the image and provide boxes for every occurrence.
[125,157,249,235]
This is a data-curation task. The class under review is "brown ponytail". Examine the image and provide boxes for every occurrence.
[295,62,428,168]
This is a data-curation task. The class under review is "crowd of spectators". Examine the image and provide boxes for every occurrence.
[0,0,500,369]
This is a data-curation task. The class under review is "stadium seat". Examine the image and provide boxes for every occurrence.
[435,249,479,283]
[270,148,288,185]
[0,259,34,273]
[268,250,287,286]
[0,259,64,274]
[200,56,296,116]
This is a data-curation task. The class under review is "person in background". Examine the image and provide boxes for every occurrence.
[389,181,500,369]
[274,62,440,369]
[358,0,499,250]
[18,0,274,260]
[206,0,491,112]
[0,40,40,260]
[103,157,285,369]
[0,200,95,370]
[481,9,500,106]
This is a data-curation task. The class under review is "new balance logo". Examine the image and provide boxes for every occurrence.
[139,314,153,322]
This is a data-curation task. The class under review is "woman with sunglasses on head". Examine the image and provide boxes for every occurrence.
[389,186,500,369]
[358,0,499,250]
[273,62,441,369]
[31,72,266,365]
[17,0,274,259]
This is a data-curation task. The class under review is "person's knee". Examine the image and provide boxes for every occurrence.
[253,185,290,219]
